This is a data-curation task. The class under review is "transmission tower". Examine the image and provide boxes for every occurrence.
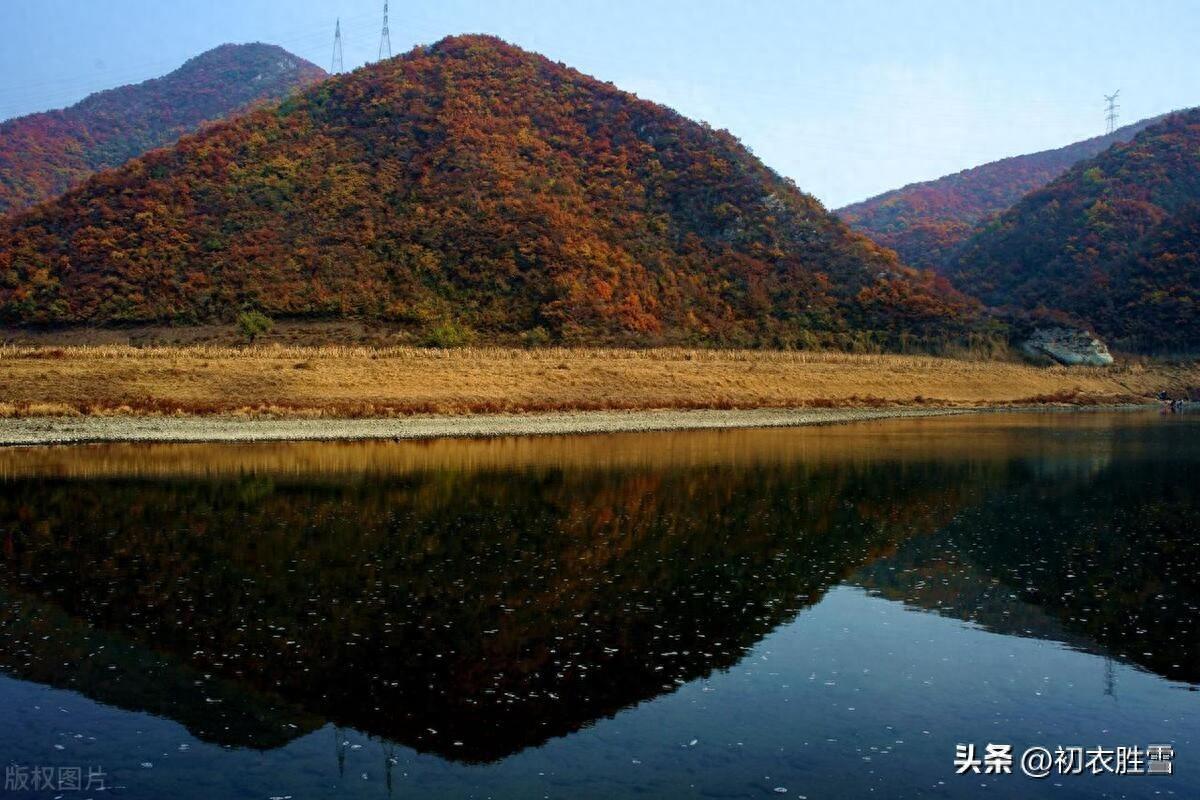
[331,18,344,74]
[378,1,392,61]
[1104,90,1120,134]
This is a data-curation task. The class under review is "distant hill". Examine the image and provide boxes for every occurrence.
[837,117,1164,271]
[947,109,1200,352]
[0,43,326,216]
[0,35,981,348]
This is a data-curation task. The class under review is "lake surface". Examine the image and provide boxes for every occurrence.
[0,411,1196,799]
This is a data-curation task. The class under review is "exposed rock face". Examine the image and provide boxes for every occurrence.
[1021,327,1114,366]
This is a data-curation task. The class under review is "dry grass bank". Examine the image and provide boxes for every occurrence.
[0,344,1195,418]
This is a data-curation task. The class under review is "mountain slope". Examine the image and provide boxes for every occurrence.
[947,109,1200,352]
[0,35,979,347]
[0,43,326,216]
[837,117,1163,271]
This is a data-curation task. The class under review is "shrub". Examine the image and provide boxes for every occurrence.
[421,321,475,348]
[520,326,552,348]
[237,310,273,343]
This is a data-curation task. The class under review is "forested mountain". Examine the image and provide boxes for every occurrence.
[0,43,325,216]
[837,117,1163,271]
[948,109,1200,352]
[0,36,982,348]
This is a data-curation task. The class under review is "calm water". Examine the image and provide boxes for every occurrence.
[0,411,1197,799]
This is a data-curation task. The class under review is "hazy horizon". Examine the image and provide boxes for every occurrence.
[1,0,1197,208]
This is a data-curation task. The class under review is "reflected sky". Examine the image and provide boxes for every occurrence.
[0,411,1197,798]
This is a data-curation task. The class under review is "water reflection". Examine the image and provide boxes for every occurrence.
[0,412,1197,775]
[853,451,1200,684]
[1,458,980,761]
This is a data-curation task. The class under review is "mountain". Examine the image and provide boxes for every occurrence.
[0,43,326,216]
[947,109,1200,352]
[0,35,980,348]
[837,117,1164,271]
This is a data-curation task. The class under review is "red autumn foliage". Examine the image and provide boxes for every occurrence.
[948,109,1200,353]
[0,43,325,216]
[0,36,982,347]
[837,117,1163,272]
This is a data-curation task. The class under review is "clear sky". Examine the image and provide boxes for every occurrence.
[1,0,1197,208]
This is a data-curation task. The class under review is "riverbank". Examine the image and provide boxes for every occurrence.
[3,345,1196,420]
[0,406,991,446]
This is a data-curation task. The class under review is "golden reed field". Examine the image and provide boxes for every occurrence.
[1,344,1196,418]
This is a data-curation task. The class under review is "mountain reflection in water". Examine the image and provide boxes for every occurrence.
[0,412,1197,774]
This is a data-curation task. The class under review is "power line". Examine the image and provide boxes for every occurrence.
[331,18,344,74]
[378,1,392,61]
[1104,90,1120,134]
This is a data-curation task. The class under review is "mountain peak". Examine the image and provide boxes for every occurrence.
[0,43,325,216]
[0,37,980,346]
[173,42,324,84]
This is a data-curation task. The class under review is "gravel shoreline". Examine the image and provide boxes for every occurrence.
[0,407,988,446]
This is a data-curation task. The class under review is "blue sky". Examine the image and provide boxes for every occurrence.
[1,0,1197,207]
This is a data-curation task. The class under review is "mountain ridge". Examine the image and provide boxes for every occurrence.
[837,116,1166,272]
[947,108,1200,352]
[0,43,326,216]
[0,35,982,349]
